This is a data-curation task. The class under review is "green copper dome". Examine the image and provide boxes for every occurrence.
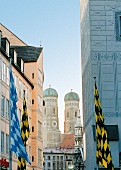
[64,91,79,101]
[43,86,58,97]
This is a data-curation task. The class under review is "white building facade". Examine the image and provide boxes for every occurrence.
[80,0,121,169]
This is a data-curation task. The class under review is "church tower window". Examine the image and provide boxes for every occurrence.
[53,107,55,114]
[44,108,46,114]
[67,112,69,118]
[75,111,77,117]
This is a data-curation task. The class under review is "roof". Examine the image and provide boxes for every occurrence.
[64,91,79,101]
[11,46,43,62]
[59,134,75,149]
[0,45,34,89]
[0,23,27,46]
[43,148,74,154]
[43,87,58,97]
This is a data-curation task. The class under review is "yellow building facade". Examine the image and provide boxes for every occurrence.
[0,24,44,170]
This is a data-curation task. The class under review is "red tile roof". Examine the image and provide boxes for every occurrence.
[59,134,75,149]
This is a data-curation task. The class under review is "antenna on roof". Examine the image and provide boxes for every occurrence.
[40,40,41,46]
[71,89,73,92]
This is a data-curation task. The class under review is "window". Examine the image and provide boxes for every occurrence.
[29,146,31,160]
[32,73,34,79]
[21,82,23,99]
[38,95,42,112]
[6,40,9,55]
[120,16,121,36]
[75,112,77,117]
[67,112,69,118]
[32,126,34,132]
[21,59,24,72]
[25,87,28,102]
[47,162,50,167]
[38,69,42,87]
[14,50,17,64]
[38,121,42,138]
[115,11,121,41]
[53,156,55,160]
[1,95,5,116]
[53,107,55,114]
[38,148,42,165]
[61,156,63,160]
[44,108,46,114]
[48,156,50,160]
[18,109,22,125]
[2,62,6,82]
[1,132,4,153]
[7,67,9,85]
[6,134,9,154]
[19,80,21,96]
[32,156,34,162]
[32,99,34,104]
[6,99,9,119]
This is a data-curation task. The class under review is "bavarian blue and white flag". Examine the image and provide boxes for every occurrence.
[10,67,31,164]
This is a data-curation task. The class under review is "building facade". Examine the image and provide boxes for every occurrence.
[43,148,74,170]
[80,0,121,169]
[0,24,44,169]
[64,91,80,134]
[43,86,61,148]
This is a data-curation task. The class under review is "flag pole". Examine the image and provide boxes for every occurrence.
[9,57,12,170]
[94,77,99,170]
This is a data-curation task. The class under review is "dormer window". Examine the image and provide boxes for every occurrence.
[21,59,24,72]
[6,39,10,55]
[14,50,17,64]
[6,40,9,55]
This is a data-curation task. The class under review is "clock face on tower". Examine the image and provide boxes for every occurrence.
[52,121,57,127]
[43,121,47,127]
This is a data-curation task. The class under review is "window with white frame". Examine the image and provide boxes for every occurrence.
[6,40,9,55]
[6,99,9,119]
[38,69,42,87]
[29,117,31,135]
[38,148,42,165]
[38,121,42,138]
[21,82,23,99]
[15,76,18,95]
[7,66,9,86]
[38,95,42,112]
[29,146,31,161]
[14,74,16,85]
[14,50,17,64]
[2,62,6,82]
[6,134,9,154]
[1,132,4,153]
[25,87,28,102]
[19,109,22,125]
[21,59,24,72]
[1,95,5,116]
[19,80,21,96]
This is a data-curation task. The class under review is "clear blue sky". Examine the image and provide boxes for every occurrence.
[1,0,81,133]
